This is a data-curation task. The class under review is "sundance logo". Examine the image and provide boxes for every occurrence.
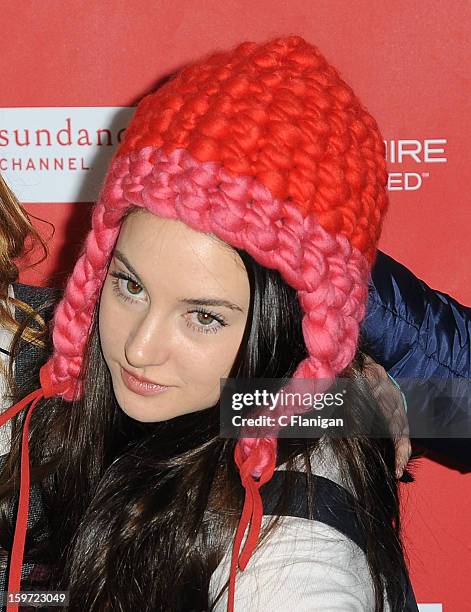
[0,107,133,202]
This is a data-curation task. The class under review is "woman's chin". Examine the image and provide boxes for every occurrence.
[116,401,169,423]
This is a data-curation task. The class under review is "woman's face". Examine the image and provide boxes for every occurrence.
[99,209,250,422]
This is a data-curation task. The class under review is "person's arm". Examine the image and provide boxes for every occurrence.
[363,250,471,377]
[361,250,471,468]
[210,517,378,611]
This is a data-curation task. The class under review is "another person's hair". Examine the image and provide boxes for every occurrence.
[0,246,406,612]
[0,175,49,349]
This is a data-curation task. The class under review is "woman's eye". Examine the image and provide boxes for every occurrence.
[110,272,147,303]
[125,279,142,295]
[186,309,227,334]
[196,312,215,325]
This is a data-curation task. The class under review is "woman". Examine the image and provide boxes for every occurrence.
[0,37,417,611]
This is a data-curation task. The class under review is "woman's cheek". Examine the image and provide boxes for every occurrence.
[206,342,240,379]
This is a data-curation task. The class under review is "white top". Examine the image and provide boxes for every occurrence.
[0,285,14,455]
[209,440,389,611]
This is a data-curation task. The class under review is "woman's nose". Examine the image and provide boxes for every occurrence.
[124,310,171,368]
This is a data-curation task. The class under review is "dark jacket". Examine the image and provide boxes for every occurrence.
[362,250,471,469]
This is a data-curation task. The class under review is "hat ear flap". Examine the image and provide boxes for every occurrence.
[295,299,360,381]
[292,229,369,383]
[47,200,123,399]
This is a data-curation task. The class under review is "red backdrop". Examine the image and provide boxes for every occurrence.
[2,2,470,609]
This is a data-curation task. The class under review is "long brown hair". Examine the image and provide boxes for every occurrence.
[0,175,50,348]
[0,251,408,612]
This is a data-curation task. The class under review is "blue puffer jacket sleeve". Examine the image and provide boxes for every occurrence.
[361,250,471,469]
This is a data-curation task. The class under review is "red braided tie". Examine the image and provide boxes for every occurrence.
[227,440,276,612]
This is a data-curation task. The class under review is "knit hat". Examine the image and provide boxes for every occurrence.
[1,35,388,611]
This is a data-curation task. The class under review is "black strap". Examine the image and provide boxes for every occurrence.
[261,471,419,612]
[261,471,367,549]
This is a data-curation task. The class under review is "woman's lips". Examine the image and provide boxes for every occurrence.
[121,367,171,397]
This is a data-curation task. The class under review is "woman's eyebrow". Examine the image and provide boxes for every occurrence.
[180,297,244,312]
[113,250,244,312]
[113,250,144,285]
